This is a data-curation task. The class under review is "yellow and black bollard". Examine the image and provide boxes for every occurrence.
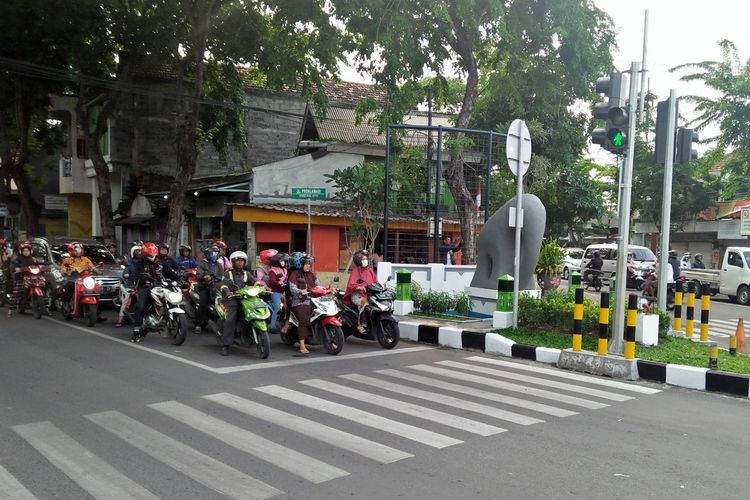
[709,342,718,370]
[598,291,609,355]
[700,283,711,342]
[673,283,683,333]
[624,294,637,359]
[572,287,584,351]
[730,332,737,356]
[685,281,695,338]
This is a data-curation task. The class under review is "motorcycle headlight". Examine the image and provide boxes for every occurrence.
[377,302,390,311]
[83,276,96,290]
[167,291,183,304]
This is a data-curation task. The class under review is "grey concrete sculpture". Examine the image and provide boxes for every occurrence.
[470,194,546,290]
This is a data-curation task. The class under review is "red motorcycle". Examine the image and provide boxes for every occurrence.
[18,265,47,319]
[178,267,197,322]
[60,271,101,327]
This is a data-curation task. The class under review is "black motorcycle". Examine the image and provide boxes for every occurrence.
[583,269,604,292]
[338,279,400,349]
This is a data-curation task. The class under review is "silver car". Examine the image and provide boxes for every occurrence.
[562,248,584,280]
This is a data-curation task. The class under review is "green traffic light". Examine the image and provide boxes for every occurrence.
[608,128,624,148]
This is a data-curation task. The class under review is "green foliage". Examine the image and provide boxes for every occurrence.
[517,289,600,334]
[413,288,473,316]
[535,240,566,276]
[648,306,672,338]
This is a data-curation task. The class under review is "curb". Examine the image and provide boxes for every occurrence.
[398,320,750,399]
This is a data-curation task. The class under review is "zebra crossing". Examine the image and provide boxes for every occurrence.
[4,357,661,499]
[673,318,744,339]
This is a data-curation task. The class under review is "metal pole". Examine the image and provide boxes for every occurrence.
[307,197,311,255]
[610,62,640,354]
[657,90,678,311]
[434,127,443,262]
[383,125,391,262]
[512,126,524,330]
[485,133,493,223]
[638,10,649,123]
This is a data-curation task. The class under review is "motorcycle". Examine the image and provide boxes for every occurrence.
[178,267,198,322]
[17,264,48,319]
[583,269,604,292]
[338,279,399,349]
[642,270,684,311]
[611,266,645,291]
[60,271,100,327]
[133,274,189,345]
[279,285,344,355]
[214,283,271,359]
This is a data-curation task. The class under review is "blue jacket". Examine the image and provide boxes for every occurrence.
[176,255,198,269]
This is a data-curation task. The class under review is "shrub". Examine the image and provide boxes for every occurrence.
[413,289,473,316]
[518,288,600,334]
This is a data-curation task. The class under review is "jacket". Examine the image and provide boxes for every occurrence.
[268,266,287,293]
[158,255,179,280]
[218,269,256,294]
[344,266,378,304]
[196,259,224,287]
[133,258,163,286]
[176,255,198,269]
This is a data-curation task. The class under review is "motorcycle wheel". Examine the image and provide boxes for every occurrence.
[322,325,344,355]
[85,303,97,327]
[375,321,400,349]
[279,326,296,345]
[172,314,188,346]
[255,327,270,359]
[32,295,43,319]
[594,282,602,292]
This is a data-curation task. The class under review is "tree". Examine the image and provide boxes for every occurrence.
[336,0,616,264]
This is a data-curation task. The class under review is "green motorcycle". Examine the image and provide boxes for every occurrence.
[214,283,271,359]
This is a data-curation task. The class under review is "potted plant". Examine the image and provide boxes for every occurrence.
[536,240,565,293]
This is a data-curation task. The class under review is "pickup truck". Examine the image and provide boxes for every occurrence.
[681,247,750,304]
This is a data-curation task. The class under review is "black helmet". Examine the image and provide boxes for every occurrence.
[270,252,288,267]
[158,242,170,250]
[353,249,370,267]
[179,244,191,253]
[669,250,678,258]
[694,253,703,261]
[593,251,600,258]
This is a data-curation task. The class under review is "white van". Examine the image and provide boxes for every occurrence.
[580,243,656,279]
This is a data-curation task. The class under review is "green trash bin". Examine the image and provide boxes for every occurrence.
[496,274,514,312]
[396,269,412,301]
[570,271,582,290]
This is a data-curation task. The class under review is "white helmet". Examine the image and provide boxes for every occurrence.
[130,244,142,258]
[230,251,248,264]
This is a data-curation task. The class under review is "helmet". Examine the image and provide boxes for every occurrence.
[213,240,227,249]
[682,252,691,259]
[19,241,33,253]
[142,242,158,261]
[593,251,600,258]
[158,242,170,250]
[260,249,278,265]
[204,245,220,263]
[292,252,314,270]
[68,241,83,257]
[353,249,370,267]
[270,252,288,267]
[179,245,192,254]
[694,253,703,261]
[0,237,6,245]
[669,250,678,258]
[130,244,143,258]
[230,250,248,264]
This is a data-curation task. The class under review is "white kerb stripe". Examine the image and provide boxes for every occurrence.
[338,373,543,426]
[464,356,661,394]
[377,369,578,418]
[149,401,348,484]
[437,360,634,402]
[0,465,37,500]
[203,393,412,464]
[408,364,608,410]
[85,411,282,500]
[300,379,506,436]
[12,422,158,500]
[255,385,462,449]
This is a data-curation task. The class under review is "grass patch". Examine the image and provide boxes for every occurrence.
[495,328,750,376]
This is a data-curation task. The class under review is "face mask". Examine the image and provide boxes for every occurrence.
[361,259,369,267]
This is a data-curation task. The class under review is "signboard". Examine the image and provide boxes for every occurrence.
[506,119,532,177]
[291,187,326,200]
[0,203,7,217]
[741,207,750,236]
[44,195,68,211]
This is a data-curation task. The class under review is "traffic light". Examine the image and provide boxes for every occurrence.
[591,71,629,154]
[654,99,677,165]
[675,127,699,164]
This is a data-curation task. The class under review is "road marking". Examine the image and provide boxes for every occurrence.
[44,317,432,374]
[85,411,282,500]
[12,421,158,500]
[408,365,609,409]
[255,385,462,449]
[301,379,506,436]
[149,401,348,483]
[464,356,661,394]
[339,373,544,425]
[203,393,413,464]
[0,465,37,500]
[377,369,578,417]
[436,361,634,402]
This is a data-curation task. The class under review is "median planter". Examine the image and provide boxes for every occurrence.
[636,313,659,346]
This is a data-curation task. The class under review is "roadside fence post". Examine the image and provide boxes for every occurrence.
[685,282,696,338]
[624,294,637,360]
[699,283,711,342]
[708,342,718,370]
[572,288,584,352]
[673,283,683,333]
[598,291,609,356]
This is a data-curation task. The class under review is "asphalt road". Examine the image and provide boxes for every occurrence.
[2,306,750,499]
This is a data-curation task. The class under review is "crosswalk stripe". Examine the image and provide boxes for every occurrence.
[12,421,158,500]
[408,365,609,409]
[300,379,506,436]
[255,385,462,449]
[0,465,37,500]
[203,393,413,464]
[85,411,282,500]
[149,401,349,484]
[338,373,544,426]
[436,361,634,402]
[377,369,578,417]
[464,356,661,395]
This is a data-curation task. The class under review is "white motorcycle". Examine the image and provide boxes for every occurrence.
[279,285,344,355]
[134,275,189,345]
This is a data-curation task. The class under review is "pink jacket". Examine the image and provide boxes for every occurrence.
[344,266,378,304]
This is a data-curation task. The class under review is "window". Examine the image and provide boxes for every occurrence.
[728,252,743,268]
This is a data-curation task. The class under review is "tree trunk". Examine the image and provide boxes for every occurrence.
[89,139,116,246]
[9,162,39,235]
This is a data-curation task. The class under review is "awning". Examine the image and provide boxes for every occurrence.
[114,215,153,225]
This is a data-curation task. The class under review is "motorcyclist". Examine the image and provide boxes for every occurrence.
[213,240,231,271]
[130,242,162,342]
[267,252,288,333]
[680,252,692,270]
[157,243,179,280]
[344,250,379,332]
[116,244,142,327]
[692,253,706,269]
[216,251,256,356]
[287,252,320,354]
[8,241,37,317]
[194,245,225,334]
[668,250,681,281]
[176,245,198,270]
[256,249,277,290]
[0,237,10,301]
[60,242,99,303]
[583,251,603,283]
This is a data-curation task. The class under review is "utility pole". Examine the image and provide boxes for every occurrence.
[657,91,678,311]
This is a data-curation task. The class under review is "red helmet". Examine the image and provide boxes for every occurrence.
[0,237,6,245]
[142,242,159,261]
[19,241,33,253]
[260,249,278,265]
[213,240,227,249]
[67,241,83,256]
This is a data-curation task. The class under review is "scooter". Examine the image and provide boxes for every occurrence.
[338,279,400,349]
[60,271,100,327]
[178,266,198,322]
[17,264,48,319]
[583,269,604,292]
[279,285,344,355]
[214,283,271,359]
[135,275,189,345]
[642,270,684,311]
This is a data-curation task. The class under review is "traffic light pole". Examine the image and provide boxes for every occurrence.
[657,90,678,311]
[610,61,640,355]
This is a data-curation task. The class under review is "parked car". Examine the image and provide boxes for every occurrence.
[46,237,123,306]
[561,247,584,280]
[580,243,656,280]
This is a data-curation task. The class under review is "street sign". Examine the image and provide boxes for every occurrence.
[291,187,326,199]
[0,203,7,217]
[741,207,750,236]
[44,195,68,211]
[506,119,532,177]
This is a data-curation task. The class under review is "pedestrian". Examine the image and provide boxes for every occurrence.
[438,235,461,265]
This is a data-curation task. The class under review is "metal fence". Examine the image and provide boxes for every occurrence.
[383,124,506,265]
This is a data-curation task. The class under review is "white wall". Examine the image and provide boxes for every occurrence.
[377,261,476,294]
